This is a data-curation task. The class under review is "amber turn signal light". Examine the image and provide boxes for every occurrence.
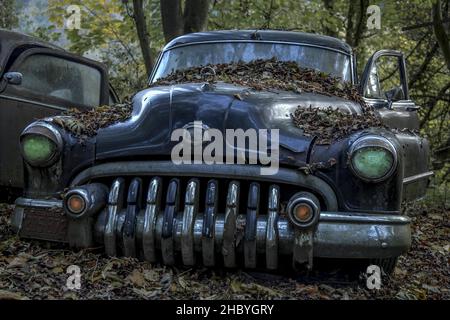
[67,194,86,214]
[294,203,313,222]
[287,192,320,229]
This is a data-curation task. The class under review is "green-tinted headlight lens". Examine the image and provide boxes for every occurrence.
[22,135,56,165]
[352,147,394,180]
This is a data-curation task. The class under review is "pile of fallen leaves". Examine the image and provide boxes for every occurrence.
[0,200,448,300]
[51,102,132,137]
[152,58,366,107]
[291,106,383,144]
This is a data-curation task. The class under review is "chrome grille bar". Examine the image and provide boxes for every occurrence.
[266,185,279,270]
[244,182,259,269]
[122,178,142,257]
[142,177,162,262]
[161,178,179,265]
[181,179,199,266]
[222,181,239,268]
[202,180,218,267]
[104,178,125,257]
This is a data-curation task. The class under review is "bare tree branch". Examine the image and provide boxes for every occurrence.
[420,81,450,128]
[408,42,439,89]
[82,4,140,68]
[131,0,154,77]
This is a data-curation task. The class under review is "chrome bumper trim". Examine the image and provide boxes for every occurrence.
[13,197,411,262]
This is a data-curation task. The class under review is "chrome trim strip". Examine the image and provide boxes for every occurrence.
[70,161,339,211]
[0,94,66,111]
[15,197,62,208]
[403,171,434,185]
[165,40,352,56]
[364,98,419,110]
[319,212,410,225]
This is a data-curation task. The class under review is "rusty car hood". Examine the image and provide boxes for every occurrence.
[95,83,363,165]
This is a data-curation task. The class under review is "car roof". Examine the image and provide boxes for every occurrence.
[0,29,62,50]
[0,29,64,72]
[164,30,353,54]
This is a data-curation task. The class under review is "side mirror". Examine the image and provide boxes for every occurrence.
[3,72,23,85]
[385,86,404,108]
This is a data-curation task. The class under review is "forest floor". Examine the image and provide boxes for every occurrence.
[0,200,448,300]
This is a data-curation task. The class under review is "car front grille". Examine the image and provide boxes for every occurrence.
[92,176,310,269]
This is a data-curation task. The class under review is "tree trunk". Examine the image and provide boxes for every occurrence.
[160,0,210,43]
[345,0,369,49]
[432,0,450,71]
[132,0,154,77]
[184,0,210,34]
[160,0,184,43]
[322,0,338,37]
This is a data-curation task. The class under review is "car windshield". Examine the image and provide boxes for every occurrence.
[152,41,352,82]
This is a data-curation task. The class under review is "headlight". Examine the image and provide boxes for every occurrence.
[349,135,397,182]
[20,123,63,167]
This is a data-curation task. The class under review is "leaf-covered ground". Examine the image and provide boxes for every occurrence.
[0,202,448,300]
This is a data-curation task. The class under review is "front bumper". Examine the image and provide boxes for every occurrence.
[12,196,411,269]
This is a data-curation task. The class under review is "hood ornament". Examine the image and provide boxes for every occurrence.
[200,66,216,83]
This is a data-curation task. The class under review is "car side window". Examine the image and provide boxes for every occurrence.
[13,54,101,107]
[364,56,405,101]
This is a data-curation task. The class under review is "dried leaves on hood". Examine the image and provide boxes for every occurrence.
[152,58,384,143]
[291,106,383,144]
[151,58,367,109]
[51,102,132,137]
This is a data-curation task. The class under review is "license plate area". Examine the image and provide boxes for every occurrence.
[20,207,68,242]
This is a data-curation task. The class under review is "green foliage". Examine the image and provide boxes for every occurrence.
[0,0,18,29]
[45,0,165,97]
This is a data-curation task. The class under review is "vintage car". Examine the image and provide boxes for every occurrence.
[0,29,118,192]
[11,30,433,273]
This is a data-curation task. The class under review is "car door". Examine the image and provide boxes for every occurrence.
[360,50,433,201]
[0,47,110,189]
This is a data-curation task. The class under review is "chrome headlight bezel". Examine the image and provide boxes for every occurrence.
[348,135,398,183]
[20,122,64,168]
